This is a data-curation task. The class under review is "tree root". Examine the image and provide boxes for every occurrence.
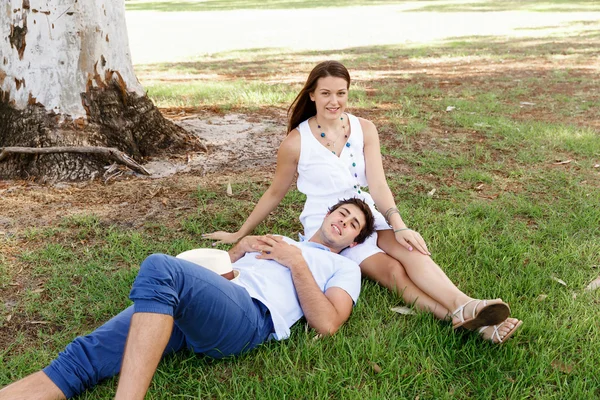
[0,146,150,175]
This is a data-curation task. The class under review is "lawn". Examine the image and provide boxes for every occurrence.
[1,1,600,399]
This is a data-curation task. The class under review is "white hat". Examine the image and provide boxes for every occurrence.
[176,248,239,280]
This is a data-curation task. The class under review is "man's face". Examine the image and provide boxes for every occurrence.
[319,203,366,251]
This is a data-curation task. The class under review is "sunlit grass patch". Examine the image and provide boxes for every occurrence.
[146,80,296,108]
[126,0,406,12]
[412,0,600,12]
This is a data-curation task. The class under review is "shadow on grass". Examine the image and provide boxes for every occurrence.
[125,0,403,12]
[137,29,600,82]
[125,0,600,12]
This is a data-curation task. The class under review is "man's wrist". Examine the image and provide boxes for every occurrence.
[288,258,309,272]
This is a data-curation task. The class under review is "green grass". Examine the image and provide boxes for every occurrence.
[2,180,599,398]
[2,1,600,398]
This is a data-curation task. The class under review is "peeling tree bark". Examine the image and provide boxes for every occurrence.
[0,0,201,181]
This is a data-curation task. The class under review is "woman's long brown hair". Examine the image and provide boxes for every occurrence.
[287,60,351,133]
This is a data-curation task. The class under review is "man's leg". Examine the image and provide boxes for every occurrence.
[125,254,274,359]
[109,254,272,399]
[0,371,65,400]
[114,313,173,400]
[2,254,272,399]
[1,305,188,399]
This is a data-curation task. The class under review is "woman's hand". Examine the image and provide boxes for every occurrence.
[202,231,243,245]
[394,229,431,255]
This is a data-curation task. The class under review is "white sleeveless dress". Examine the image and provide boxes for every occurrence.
[297,114,390,265]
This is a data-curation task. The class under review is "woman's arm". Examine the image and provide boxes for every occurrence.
[203,130,301,244]
[360,118,430,255]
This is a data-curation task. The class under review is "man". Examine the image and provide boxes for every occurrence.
[0,198,375,400]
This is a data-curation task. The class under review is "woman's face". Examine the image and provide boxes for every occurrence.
[309,76,349,120]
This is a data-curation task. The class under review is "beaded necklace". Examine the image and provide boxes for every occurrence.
[316,115,348,155]
[315,113,362,194]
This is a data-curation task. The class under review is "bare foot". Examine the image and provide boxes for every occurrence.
[479,317,523,344]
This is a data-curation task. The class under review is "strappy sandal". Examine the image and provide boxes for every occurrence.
[479,319,523,344]
[452,299,510,331]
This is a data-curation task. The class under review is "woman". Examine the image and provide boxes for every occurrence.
[204,61,521,343]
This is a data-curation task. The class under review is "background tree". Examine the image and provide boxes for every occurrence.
[0,0,199,181]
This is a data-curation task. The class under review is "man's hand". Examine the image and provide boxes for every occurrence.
[252,235,306,270]
[228,235,262,263]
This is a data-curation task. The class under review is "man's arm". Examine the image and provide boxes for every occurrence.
[288,262,354,335]
[254,235,354,335]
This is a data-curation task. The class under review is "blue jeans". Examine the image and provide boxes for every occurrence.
[43,254,274,398]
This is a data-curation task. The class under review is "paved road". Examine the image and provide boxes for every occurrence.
[125,4,599,65]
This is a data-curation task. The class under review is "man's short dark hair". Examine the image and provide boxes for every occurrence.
[328,198,376,244]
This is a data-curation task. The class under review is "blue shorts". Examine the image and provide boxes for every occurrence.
[43,254,274,398]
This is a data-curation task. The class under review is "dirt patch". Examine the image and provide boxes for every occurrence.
[144,112,286,178]
[0,113,285,240]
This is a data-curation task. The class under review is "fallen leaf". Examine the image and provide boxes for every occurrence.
[553,159,572,165]
[475,184,484,191]
[536,294,548,302]
[226,181,233,196]
[572,292,577,299]
[551,360,573,374]
[585,275,600,291]
[593,164,599,168]
[551,276,567,286]
[427,188,436,197]
[446,106,456,112]
[31,288,45,294]
[391,306,416,315]
[6,314,11,323]
[27,321,50,325]
[371,362,383,374]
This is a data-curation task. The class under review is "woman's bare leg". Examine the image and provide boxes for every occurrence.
[376,229,506,325]
[360,252,450,320]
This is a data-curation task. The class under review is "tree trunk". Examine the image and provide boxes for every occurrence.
[0,0,199,181]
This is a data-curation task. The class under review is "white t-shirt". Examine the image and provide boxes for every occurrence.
[232,237,361,340]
